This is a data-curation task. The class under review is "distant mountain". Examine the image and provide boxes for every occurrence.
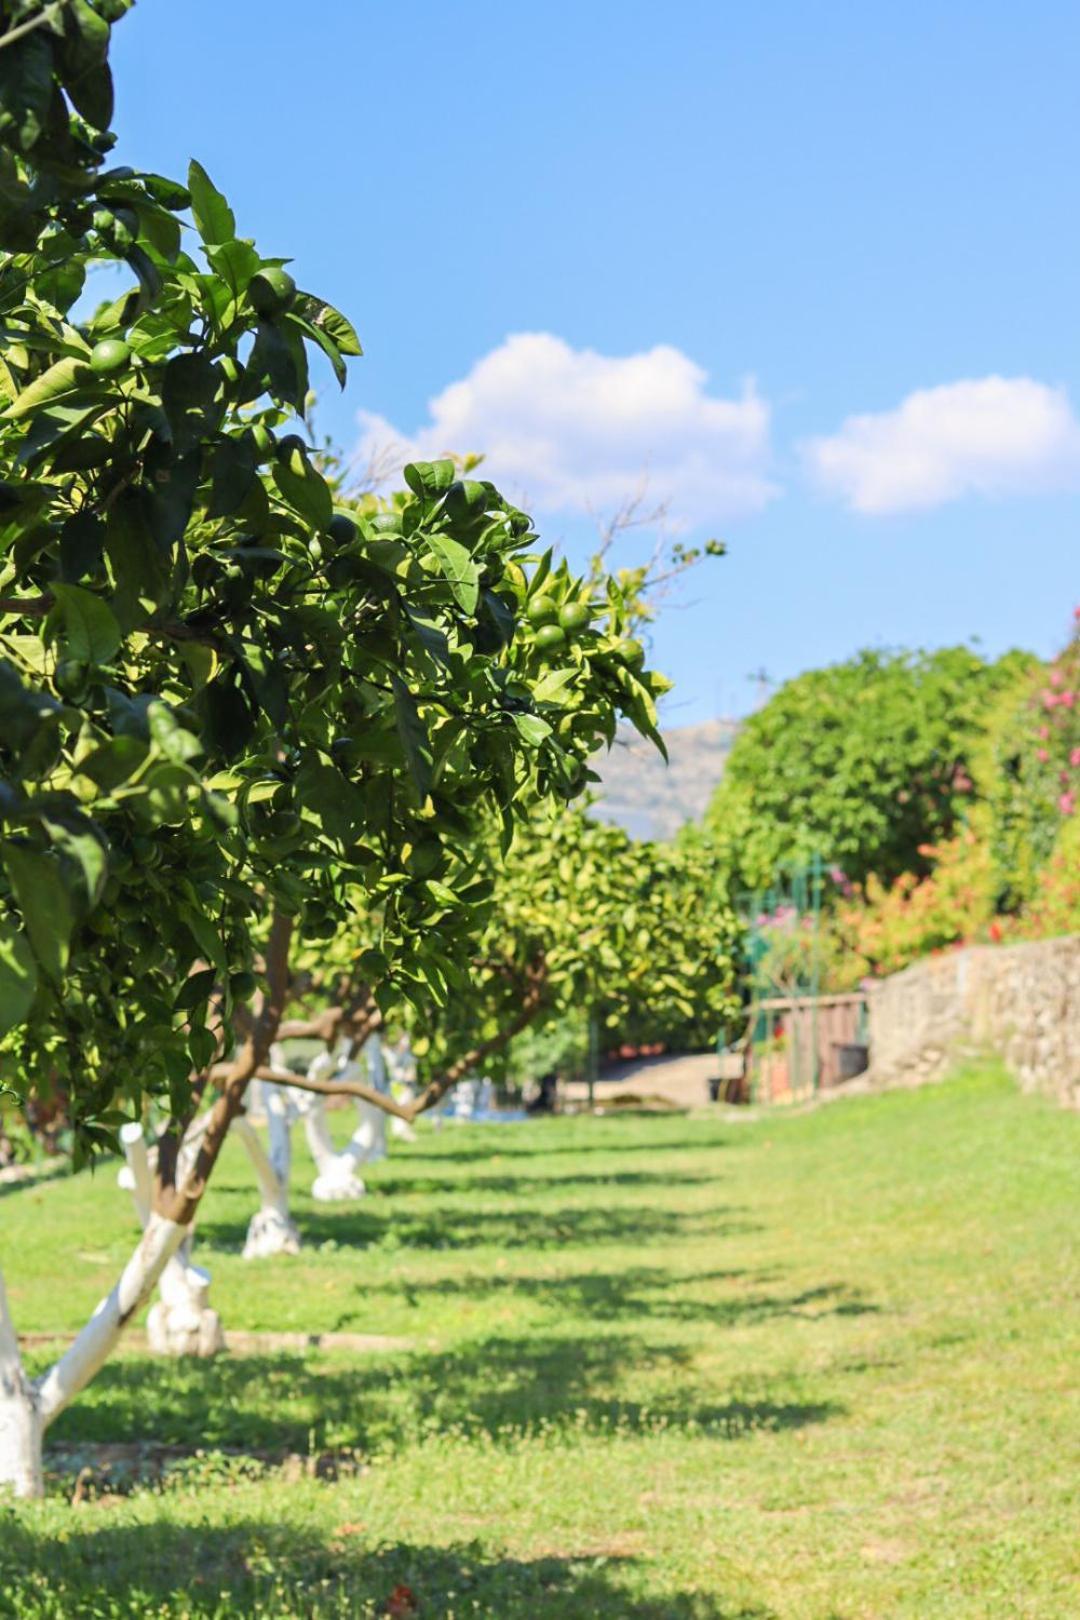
[590,718,741,842]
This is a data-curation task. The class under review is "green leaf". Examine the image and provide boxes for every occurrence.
[241,319,300,408]
[59,510,105,582]
[425,532,479,614]
[298,295,362,357]
[141,173,192,211]
[177,905,227,975]
[44,816,108,907]
[2,844,74,982]
[74,734,148,791]
[59,1,113,127]
[123,244,162,313]
[283,309,346,388]
[207,434,257,517]
[532,666,578,704]
[174,967,217,1012]
[0,921,36,1036]
[513,713,552,746]
[272,450,333,530]
[49,583,122,665]
[404,460,455,498]
[3,357,94,421]
[294,758,365,843]
[391,676,433,798]
[187,159,236,247]
[105,490,167,630]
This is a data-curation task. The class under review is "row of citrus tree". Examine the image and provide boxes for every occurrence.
[0,0,741,1495]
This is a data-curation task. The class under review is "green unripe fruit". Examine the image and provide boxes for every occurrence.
[275,433,307,464]
[616,638,645,670]
[230,970,258,1000]
[89,338,131,376]
[558,601,591,634]
[443,480,487,521]
[404,838,443,879]
[308,537,324,564]
[249,267,297,318]
[54,659,89,700]
[370,512,402,534]
[526,595,559,627]
[534,624,567,654]
[327,513,357,547]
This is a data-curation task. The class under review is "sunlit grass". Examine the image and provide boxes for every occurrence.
[1,1064,1076,1617]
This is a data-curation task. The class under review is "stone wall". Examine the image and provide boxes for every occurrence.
[867,934,1080,1108]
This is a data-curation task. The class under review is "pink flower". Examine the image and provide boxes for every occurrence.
[1071,748,1080,767]
[1041,690,1059,709]
[1059,792,1076,815]
[1060,690,1076,708]
[1050,667,1063,687]
[1037,748,1050,762]
[1038,724,1050,740]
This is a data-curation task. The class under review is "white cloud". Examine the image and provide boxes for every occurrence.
[353,332,776,525]
[802,376,1080,515]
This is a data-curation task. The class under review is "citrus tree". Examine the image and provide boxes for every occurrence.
[315,806,741,1105]
[0,1,667,1495]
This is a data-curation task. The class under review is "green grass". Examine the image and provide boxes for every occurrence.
[1,1064,1077,1618]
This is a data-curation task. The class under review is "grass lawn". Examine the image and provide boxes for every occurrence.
[0,1063,1077,1618]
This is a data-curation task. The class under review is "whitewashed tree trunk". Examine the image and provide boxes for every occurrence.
[35,1212,189,1427]
[310,1035,389,1201]
[119,1124,224,1357]
[0,1268,42,1499]
[234,1108,300,1259]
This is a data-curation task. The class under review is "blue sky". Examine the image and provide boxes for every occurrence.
[110,1,1079,723]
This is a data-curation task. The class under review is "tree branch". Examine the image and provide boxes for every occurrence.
[162,909,293,1224]
[257,963,546,1124]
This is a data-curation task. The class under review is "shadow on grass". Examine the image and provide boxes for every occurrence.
[197,1196,759,1256]
[338,1265,879,1329]
[0,1527,777,1618]
[396,1129,738,1163]
[42,1331,843,1455]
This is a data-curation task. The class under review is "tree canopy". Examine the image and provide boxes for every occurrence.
[702,646,1031,893]
[0,0,668,1167]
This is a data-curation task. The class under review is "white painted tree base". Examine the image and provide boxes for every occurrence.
[117,1123,224,1355]
[0,1380,43,1499]
[311,1158,368,1202]
[146,1261,224,1357]
[242,1206,301,1259]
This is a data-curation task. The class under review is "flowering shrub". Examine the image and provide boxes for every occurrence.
[982,610,1080,909]
[1009,812,1080,941]
[822,831,995,987]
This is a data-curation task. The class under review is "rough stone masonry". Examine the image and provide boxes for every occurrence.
[867,935,1080,1109]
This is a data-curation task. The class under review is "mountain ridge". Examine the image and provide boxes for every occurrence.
[590,717,740,842]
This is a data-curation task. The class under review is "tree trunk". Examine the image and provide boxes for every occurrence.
[34,1212,189,1431]
[0,1268,42,1498]
[234,1112,301,1258]
[309,1036,389,1200]
[120,1124,224,1357]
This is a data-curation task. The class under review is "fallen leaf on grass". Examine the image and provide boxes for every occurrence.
[384,1583,418,1617]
